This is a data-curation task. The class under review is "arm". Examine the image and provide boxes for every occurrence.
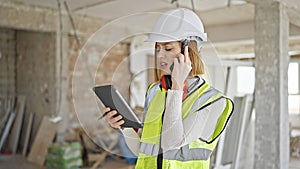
[120,128,140,156]
[161,90,226,151]
[119,84,156,157]
[101,108,140,156]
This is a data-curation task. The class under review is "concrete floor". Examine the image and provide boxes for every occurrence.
[0,154,299,169]
[0,155,134,169]
[0,121,299,169]
[0,155,46,169]
[97,158,135,169]
[237,118,300,169]
[290,157,300,169]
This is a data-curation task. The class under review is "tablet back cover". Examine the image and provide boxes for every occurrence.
[93,85,143,128]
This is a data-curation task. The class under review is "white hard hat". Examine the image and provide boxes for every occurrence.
[145,8,207,43]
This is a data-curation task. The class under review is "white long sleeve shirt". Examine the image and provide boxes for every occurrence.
[121,78,226,156]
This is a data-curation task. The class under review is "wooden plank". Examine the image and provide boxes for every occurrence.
[90,138,119,169]
[7,95,26,153]
[0,96,14,133]
[0,111,16,151]
[88,153,102,163]
[22,112,34,156]
[27,116,58,166]
[0,96,5,115]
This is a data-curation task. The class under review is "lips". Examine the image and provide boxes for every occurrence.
[160,61,168,69]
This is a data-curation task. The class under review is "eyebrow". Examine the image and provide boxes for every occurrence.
[156,42,173,47]
[159,42,172,45]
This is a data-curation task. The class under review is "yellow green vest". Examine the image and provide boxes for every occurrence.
[135,80,234,169]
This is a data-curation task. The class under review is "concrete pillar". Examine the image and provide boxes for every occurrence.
[55,33,70,142]
[254,1,289,169]
[55,4,70,142]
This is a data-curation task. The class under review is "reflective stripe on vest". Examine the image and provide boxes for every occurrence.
[144,83,222,120]
[141,81,224,144]
[189,87,220,113]
[140,142,212,161]
[140,142,160,156]
[144,83,160,115]
[136,79,234,169]
[164,144,212,161]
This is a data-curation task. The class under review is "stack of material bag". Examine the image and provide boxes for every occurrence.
[46,142,83,169]
[291,136,300,158]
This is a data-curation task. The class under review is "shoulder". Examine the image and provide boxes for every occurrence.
[144,82,160,103]
[213,97,227,110]
[146,82,160,95]
[201,84,231,110]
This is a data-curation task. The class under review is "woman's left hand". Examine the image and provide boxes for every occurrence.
[171,46,192,90]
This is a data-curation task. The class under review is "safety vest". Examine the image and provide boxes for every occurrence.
[135,80,234,169]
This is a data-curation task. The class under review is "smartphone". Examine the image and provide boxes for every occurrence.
[164,40,189,89]
[169,40,189,72]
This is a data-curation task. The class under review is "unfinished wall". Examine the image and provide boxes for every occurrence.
[69,38,131,148]
[16,30,57,147]
[96,43,131,101]
[0,0,133,153]
[0,28,16,96]
[69,40,131,120]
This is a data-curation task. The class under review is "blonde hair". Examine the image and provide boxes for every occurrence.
[154,40,205,81]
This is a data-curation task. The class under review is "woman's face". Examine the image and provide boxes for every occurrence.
[155,41,181,75]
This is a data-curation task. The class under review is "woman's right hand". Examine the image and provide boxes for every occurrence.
[171,46,192,90]
[101,107,125,129]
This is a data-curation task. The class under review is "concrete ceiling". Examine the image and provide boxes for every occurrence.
[9,0,252,27]
[5,0,300,57]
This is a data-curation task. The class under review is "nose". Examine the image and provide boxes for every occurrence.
[156,50,165,58]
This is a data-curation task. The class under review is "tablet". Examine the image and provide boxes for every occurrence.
[93,85,143,128]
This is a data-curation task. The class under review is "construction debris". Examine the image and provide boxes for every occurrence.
[27,116,59,165]
[46,142,83,169]
[291,136,300,158]
[0,96,26,153]
[90,138,119,169]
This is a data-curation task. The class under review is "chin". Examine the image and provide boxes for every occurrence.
[161,70,171,76]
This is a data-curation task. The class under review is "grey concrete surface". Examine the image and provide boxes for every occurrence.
[254,1,290,169]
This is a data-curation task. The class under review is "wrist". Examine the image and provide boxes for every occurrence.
[171,78,184,90]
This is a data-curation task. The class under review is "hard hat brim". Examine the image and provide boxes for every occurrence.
[145,32,207,43]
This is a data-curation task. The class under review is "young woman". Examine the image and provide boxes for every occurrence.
[101,8,234,169]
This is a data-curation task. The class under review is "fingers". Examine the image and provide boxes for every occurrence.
[173,57,180,65]
[113,120,125,128]
[175,46,190,65]
[101,107,110,114]
[171,46,192,90]
[107,111,125,129]
[102,108,125,129]
[110,115,123,123]
[175,53,184,64]
[105,110,117,119]
[174,46,192,66]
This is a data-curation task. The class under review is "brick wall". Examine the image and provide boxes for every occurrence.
[0,27,131,151]
[68,38,131,148]
[16,30,57,148]
[96,43,131,101]
[0,28,16,96]
[0,27,58,151]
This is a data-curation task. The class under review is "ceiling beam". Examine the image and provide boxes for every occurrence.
[246,0,300,27]
[208,37,300,57]
[287,6,300,28]
[206,21,254,42]
[206,20,300,43]
[0,1,105,36]
[72,0,117,12]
